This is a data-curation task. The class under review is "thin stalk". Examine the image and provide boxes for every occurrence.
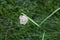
[21,13,40,27]
[21,8,60,27]
[42,32,45,40]
[40,8,60,25]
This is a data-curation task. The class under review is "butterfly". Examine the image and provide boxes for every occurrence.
[19,14,28,25]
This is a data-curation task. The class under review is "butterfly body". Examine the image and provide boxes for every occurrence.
[19,14,28,25]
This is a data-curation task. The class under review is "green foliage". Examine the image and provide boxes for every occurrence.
[0,0,60,40]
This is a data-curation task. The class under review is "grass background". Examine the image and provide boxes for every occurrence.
[0,0,60,40]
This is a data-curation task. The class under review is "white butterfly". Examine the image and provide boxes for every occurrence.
[19,14,28,25]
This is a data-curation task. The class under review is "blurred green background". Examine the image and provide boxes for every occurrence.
[0,0,60,40]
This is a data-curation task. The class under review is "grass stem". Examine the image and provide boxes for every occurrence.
[40,8,60,25]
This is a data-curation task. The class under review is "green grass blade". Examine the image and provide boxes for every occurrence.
[40,8,60,25]
[42,32,45,40]
[21,13,40,27]
[21,8,60,27]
